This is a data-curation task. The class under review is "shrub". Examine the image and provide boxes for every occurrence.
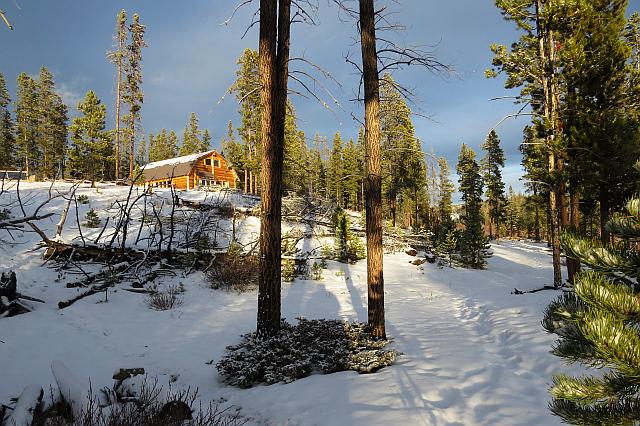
[216,318,398,388]
[310,262,323,280]
[145,284,184,311]
[40,379,244,426]
[77,194,89,204]
[84,208,101,228]
[206,246,259,292]
[331,208,366,263]
[281,259,296,282]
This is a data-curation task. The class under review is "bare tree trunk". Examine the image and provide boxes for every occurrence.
[360,0,386,339]
[257,0,291,337]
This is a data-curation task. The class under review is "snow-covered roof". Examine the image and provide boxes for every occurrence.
[143,150,217,170]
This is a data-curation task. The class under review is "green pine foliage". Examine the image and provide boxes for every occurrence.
[379,73,427,228]
[36,67,68,179]
[122,13,146,178]
[0,73,14,169]
[437,157,454,226]
[84,208,101,228]
[543,193,640,425]
[148,128,178,163]
[342,138,364,211]
[179,112,208,155]
[331,207,365,263]
[327,132,344,205]
[283,104,308,195]
[439,229,458,268]
[15,73,40,176]
[481,130,506,240]
[457,144,489,269]
[68,91,113,184]
[232,49,261,186]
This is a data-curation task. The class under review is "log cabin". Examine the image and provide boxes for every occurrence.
[141,150,238,191]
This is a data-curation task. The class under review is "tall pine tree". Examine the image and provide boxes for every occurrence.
[437,157,454,226]
[179,112,207,155]
[0,73,14,169]
[481,130,506,239]
[148,128,178,162]
[37,67,68,179]
[122,13,146,180]
[108,9,128,180]
[457,144,487,269]
[68,91,112,186]
[15,73,39,177]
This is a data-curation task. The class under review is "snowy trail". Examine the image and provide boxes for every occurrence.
[220,242,569,425]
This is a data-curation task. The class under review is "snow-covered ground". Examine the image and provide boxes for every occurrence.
[0,183,575,425]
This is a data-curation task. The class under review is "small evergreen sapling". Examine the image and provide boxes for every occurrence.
[441,229,458,267]
[311,262,323,280]
[84,208,101,228]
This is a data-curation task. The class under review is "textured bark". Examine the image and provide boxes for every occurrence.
[567,187,581,285]
[256,0,290,337]
[534,186,541,241]
[360,0,386,339]
[599,190,610,244]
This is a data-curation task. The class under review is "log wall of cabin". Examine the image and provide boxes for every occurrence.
[193,153,237,189]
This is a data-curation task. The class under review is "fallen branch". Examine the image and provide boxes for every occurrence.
[58,280,115,309]
[512,285,562,295]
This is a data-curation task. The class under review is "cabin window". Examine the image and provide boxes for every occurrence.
[214,160,220,167]
[205,159,212,166]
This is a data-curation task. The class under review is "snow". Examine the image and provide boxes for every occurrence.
[0,182,579,425]
[143,150,216,170]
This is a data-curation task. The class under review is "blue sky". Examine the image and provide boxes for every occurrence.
[2,1,638,195]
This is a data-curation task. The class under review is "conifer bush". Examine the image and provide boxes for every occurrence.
[543,195,640,425]
[216,319,397,388]
[84,208,101,228]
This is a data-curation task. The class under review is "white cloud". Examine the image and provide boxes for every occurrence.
[57,82,83,112]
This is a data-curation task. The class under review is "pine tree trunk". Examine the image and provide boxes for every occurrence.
[256,0,290,337]
[534,186,541,241]
[536,0,562,287]
[360,0,386,340]
[115,59,122,180]
[567,187,581,285]
[599,189,610,244]
[129,119,135,180]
